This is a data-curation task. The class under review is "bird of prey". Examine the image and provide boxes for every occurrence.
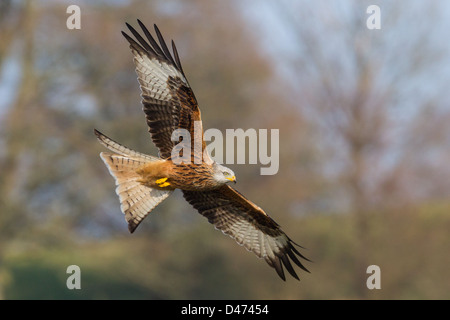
[94,20,310,281]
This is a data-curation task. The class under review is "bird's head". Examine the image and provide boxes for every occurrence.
[213,163,236,185]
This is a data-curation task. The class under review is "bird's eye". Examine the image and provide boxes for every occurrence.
[223,172,229,176]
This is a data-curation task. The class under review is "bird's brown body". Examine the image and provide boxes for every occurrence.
[136,160,221,191]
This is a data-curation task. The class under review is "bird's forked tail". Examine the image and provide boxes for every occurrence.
[94,129,172,232]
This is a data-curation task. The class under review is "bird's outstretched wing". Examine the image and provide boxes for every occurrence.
[183,186,310,281]
[122,21,207,161]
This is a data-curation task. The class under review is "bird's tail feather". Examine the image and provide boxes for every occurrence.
[95,130,172,232]
[94,129,158,161]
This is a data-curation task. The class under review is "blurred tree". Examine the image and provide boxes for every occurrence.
[0,0,37,299]
[264,0,450,297]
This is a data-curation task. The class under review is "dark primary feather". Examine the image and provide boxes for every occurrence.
[138,21,165,57]
[171,40,185,75]
[153,24,178,68]
[124,21,184,75]
[183,185,310,281]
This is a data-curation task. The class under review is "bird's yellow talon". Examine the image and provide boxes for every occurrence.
[158,182,171,188]
[155,177,168,184]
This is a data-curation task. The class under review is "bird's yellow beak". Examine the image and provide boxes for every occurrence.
[226,176,237,184]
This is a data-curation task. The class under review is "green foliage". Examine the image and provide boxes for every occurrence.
[3,205,450,299]
[4,227,251,299]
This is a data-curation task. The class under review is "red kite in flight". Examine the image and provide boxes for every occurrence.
[95,20,310,280]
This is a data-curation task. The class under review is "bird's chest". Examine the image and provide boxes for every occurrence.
[170,163,219,191]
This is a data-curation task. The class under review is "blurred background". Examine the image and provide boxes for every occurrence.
[1,0,450,299]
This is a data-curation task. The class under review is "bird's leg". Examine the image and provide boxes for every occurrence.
[155,177,171,187]
[155,177,168,184]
